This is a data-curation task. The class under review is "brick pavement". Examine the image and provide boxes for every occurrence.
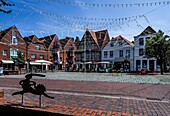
[0,78,170,101]
[0,78,170,115]
[2,89,170,116]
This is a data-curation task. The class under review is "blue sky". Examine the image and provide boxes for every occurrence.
[0,0,170,41]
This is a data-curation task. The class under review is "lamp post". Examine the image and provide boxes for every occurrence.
[27,57,31,74]
[53,42,60,71]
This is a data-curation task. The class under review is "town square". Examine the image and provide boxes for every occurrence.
[0,0,170,116]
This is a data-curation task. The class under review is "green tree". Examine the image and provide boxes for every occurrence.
[145,30,170,74]
[12,52,25,74]
[0,0,14,13]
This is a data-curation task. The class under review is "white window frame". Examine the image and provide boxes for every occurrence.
[119,50,123,57]
[10,48,18,58]
[10,37,18,45]
[104,51,108,58]
[126,50,130,57]
[3,50,7,56]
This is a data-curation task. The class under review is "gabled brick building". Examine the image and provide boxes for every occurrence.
[39,34,62,63]
[59,37,76,69]
[0,25,26,71]
[24,35,47,61]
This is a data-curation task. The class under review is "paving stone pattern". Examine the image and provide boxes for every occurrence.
[3,72,170,84]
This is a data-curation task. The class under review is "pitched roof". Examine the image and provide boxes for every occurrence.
[0,26,12,39]
[59,37,70,48]
[39,34,56,49]
[0,25,22,40]
[82,29,110,49]
[95,30,110,48]
[89,31,99,47]
[137,26,156,37]
[112,35,134,47]
[24,35,43,46]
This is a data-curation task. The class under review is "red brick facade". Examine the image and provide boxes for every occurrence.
[59,37,76,68]
[24,35,47,61]
[0,25,26,60]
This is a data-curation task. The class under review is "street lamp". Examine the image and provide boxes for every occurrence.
[53,42,60,71]
[27,57,31,74]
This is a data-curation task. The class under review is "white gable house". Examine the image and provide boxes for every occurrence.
[102,35,134,72]
[134,26,158,72]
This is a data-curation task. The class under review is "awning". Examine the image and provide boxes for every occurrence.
[1,60,14,64]
[30,62,41,65]
[96,61,110,64]
[35,60,53,64]
[76,62,83,64]
[83,61,92,64]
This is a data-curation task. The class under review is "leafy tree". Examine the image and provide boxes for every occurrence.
[0,0,14,13]
[75,36,80,42]
[12,52,25,74]
[145,30,170,74]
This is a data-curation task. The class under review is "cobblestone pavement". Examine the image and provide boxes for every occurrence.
[2,72,170,84]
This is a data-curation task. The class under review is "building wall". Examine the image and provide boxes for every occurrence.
[27,43,47,61]
[134,35,157,71]
[0,26,26,60]
[47,36,62,62]
[102,40,134,71]
[60,39,76,68]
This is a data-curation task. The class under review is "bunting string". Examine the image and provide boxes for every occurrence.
[56,0,170,8]
[21,0,147,30]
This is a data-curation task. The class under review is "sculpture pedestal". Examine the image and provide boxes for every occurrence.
[0,90,4,99]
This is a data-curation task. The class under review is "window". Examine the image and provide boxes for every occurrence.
[142,60,147,68]
[36,45,40,50]
[110,51,113,58]
[139,48,144,56]
[139,38,144,46]
[10,37,18,45]
[12,30,17,37]
[10,49,18,58]
[126,50,130,57]
[104,51,108,58]
[31,54,36,59]
[21,52,24,56]
[119,50,123,57]
[40,55,44,59]
[136,60,141,69]
[3,50,7,56]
